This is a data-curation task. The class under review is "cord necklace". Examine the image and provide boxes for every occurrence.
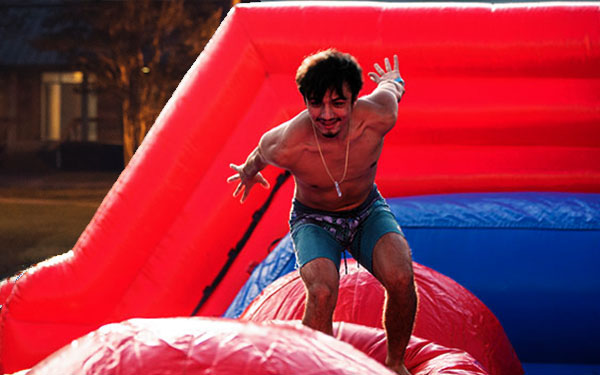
[311,122,351,198]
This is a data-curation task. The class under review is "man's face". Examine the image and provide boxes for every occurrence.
[306,85,354,138]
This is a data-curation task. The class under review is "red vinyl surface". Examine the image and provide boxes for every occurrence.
[23,318,488,375]
[241,261,522,375]
[1,2,598,372]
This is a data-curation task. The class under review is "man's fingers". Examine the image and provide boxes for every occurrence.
[368,72,379,82]
[227,174,240,183]
[258,174,270,189]
[385,57,392,72]
[371,56,401,83]
[233,182,243,197]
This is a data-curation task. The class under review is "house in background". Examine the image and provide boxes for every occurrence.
[0,2,123,170]
[1,0,236,171]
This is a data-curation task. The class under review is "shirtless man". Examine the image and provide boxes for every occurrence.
[228,49,416,375]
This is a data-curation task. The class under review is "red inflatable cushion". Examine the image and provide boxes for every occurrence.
[0,278,16,309]
[25,318,396,375]
[24,317,487,375]
[241,261,523,375]
[333,321,488,374]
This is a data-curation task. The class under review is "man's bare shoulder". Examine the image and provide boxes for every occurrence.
[262,111,310,146]
[259,111,311,169]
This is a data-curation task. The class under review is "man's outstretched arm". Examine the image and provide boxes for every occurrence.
[360,55,406,135]
[227,115,302,203]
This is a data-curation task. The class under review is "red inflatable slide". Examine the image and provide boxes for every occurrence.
[1,2,599,373]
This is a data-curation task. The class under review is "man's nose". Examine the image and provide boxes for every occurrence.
[321,105,334,119]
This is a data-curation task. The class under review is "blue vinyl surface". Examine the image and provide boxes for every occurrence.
[523,363,600,375]
[390,193,600,363]
[226,192,600,364]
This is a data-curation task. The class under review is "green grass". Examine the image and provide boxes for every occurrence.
[0,171,118,280]
[0,200,99,279]
[0,186,110,201]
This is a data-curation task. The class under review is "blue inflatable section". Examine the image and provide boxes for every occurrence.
[391,192,600,365]
[226,192,600,366]
[224,235,297,319]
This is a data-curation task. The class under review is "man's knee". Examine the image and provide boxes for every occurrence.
[374,235,414,294]
[300,258,339,308]
[382,267,414,295]
[373,233,412,280]
[305,281,338,307]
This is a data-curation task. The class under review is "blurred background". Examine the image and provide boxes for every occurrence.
[0,0,242,279]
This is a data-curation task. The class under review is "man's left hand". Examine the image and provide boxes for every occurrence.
[368,55,404,87]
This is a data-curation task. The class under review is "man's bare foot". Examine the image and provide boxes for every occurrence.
[386,361,411,375]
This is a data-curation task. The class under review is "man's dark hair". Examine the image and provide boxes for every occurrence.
[296,49,363,103]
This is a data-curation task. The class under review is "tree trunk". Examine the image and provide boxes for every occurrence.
[122,97,145,166]
[122,99,135,166]
[122,95,156,165]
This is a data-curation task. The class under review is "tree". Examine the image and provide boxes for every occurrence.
[37,0,223,164]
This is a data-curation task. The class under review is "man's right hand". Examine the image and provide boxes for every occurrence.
[227,163,270,203]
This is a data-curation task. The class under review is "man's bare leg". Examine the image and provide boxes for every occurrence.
[372,233,417,375]
[299,257,340,335]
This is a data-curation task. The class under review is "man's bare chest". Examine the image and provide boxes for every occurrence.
[292,137,383,189]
